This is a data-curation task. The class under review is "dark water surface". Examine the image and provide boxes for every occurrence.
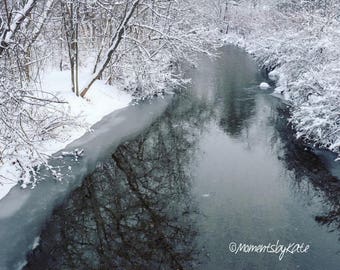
[20,47,340,269]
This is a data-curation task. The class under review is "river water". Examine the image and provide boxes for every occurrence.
[1,46,340,269]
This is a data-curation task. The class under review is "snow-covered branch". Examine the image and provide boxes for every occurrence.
[0,0,38,56]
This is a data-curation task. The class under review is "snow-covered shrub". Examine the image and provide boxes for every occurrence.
[223,0,340,157]
[0,66,72,182]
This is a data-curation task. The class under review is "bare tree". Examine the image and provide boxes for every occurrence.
[80,0,141,97]
[62,0,80,96]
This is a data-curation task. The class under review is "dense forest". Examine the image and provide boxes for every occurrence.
[0,0,339,191]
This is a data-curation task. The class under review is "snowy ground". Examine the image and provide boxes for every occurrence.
[0,69,132,200]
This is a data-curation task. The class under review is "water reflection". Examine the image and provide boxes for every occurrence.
[273,106,340,240]
[215,49,259,137]
[24,93,214,270]
[188,46,260,137]
[23,46,340,270]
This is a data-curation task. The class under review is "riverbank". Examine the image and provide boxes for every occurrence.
[20,46,340,270]
[0,69,132,200]
[222,3,340,160]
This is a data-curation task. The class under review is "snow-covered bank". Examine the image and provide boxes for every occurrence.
[0,69,132,200]
[0,95,170,270]
[0,0,219,201]
[222,2,340,159]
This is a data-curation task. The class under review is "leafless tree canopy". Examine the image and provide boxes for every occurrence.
[0,0,217,182]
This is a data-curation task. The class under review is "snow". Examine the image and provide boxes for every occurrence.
[32,236,40,249]
[0,68,132,200]
[268,70,279,81]
[222,2,340,160]
[259,82,270,90]
[2,0,36,45]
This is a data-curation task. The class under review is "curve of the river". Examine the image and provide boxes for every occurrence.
[1,46,340,270]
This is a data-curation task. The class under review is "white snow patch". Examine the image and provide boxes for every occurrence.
[32,236,40,249]
[0,68,132,200]
[268,70,279,81]
[259,82,270,90]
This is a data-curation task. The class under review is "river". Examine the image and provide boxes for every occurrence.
[1,46,340,270]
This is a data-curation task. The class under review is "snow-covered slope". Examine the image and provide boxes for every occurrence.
[222,3,340,159]
[0,69,132,200]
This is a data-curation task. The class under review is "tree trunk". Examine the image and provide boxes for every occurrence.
[80,0,140,98]
[0,0,38,57]
[62,0,79,96]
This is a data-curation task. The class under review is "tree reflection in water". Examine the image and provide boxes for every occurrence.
[24,93,214,270]
[273,105,340,240]
[22,46,340,269]
[215,47,259,137]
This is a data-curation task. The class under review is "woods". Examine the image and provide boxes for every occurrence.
[1,2,340,269]
[0,0,217,185]
[0,0,339,192]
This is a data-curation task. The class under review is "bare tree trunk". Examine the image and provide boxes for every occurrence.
[26,0,55,49]
[75,10,79,96]
[93,18,111,74]
[224,1,228,21]
[24,0,55,80]
[25,47,31,81]
[62,0,79,96]
[80,0,140,98]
